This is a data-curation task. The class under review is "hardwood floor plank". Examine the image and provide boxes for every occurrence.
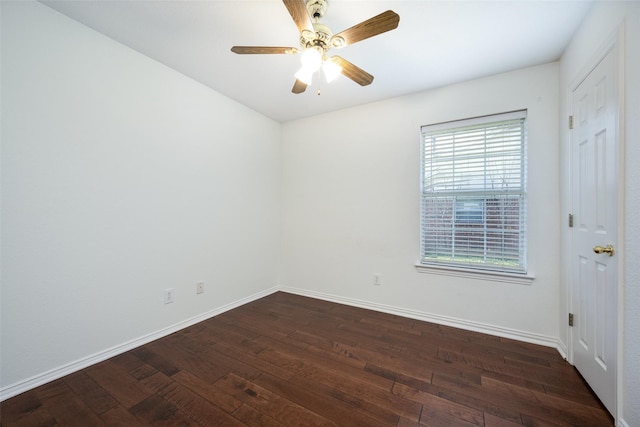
[0,390,44,423]
[0,292,614,426]
[99,405,147,426]
[214,373,336,426]
[144,337,230,384]
[254,371,391,427]
[84,360,155,409]
[129,394,198,426]
[1,410,57,427]
[359,312,425,337]
[141,371,246,427]
[412,378,525,424]
[422,410,481,427]
[519,412,566,427]
[432,371,484,391]
[195,329,296,381]
[393,382,485,426]
[397,415,426,427]
[288,369,417,425]
[111,351,149,373]
[542,379,606,408]
[480,375,612,426]
[131,346,181,377]
[0,391,54,426]
[283,331,369,370]
[230,403,284,427]
[256,334,395,391]
[365,363,433,391]
[36,380,105,426]
[483,412,523,427]
[172,370,244,414]
[64,370,120,415]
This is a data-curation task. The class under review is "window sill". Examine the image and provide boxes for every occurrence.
[415,263,535,285]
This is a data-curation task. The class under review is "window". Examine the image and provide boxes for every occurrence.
[419,110,527,274]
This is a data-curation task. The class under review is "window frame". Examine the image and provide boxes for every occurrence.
[417,110,532,281]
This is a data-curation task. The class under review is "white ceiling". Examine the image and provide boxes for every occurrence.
[40,0,594,122]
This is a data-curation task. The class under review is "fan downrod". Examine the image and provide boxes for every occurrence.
[306,0,328,19]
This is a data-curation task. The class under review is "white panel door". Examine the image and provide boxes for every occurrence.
[571,47,618,416]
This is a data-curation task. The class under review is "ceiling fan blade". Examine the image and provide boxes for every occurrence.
[292,79,308,94]
[282,0,314,34]
[331,10,399,47]
[331,56,374,86]
[231,46,299,55]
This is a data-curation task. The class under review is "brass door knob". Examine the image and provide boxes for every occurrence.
[593,244,615,257]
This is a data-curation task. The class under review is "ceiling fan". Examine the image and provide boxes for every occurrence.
[231,0,400,94]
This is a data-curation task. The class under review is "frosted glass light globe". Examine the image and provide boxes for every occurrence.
[295,67,314,85]
[323,59,342,82]
[300,47,322,72]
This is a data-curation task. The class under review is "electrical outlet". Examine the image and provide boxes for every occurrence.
[196,281,204,294]
[164,288,174,304]
[373,274,381,286]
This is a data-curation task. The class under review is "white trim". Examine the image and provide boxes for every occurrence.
[0,286,279,402]
[614,23,626,427]
[421,109,527,133]
[279,286,561,350]
[556,340,568,361]
[419,112,529,275]
[415,263,535,285]
[2,284,572,402]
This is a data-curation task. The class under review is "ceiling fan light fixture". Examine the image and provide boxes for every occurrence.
[231,0,399,94]
[322,58,342,82]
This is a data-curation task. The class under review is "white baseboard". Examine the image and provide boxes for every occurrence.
[618,419,629,427]
[1,285,569,402]
[556,340,569,361]
[279,286,562,351]
[0,286,279,402]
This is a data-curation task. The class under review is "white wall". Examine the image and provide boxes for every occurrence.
[281,63,561,344]
[1,1,281,396]
[559,2,640,425]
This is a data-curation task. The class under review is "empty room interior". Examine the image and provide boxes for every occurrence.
[1,0,639,426]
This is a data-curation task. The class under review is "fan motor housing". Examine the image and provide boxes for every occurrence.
[301,22,332,52]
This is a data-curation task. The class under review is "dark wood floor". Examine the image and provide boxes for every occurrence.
[1,292,613,426]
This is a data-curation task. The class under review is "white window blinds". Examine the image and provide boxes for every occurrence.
[420,110,527,273]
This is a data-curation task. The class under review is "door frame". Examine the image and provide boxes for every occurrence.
[566,24,625,421]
